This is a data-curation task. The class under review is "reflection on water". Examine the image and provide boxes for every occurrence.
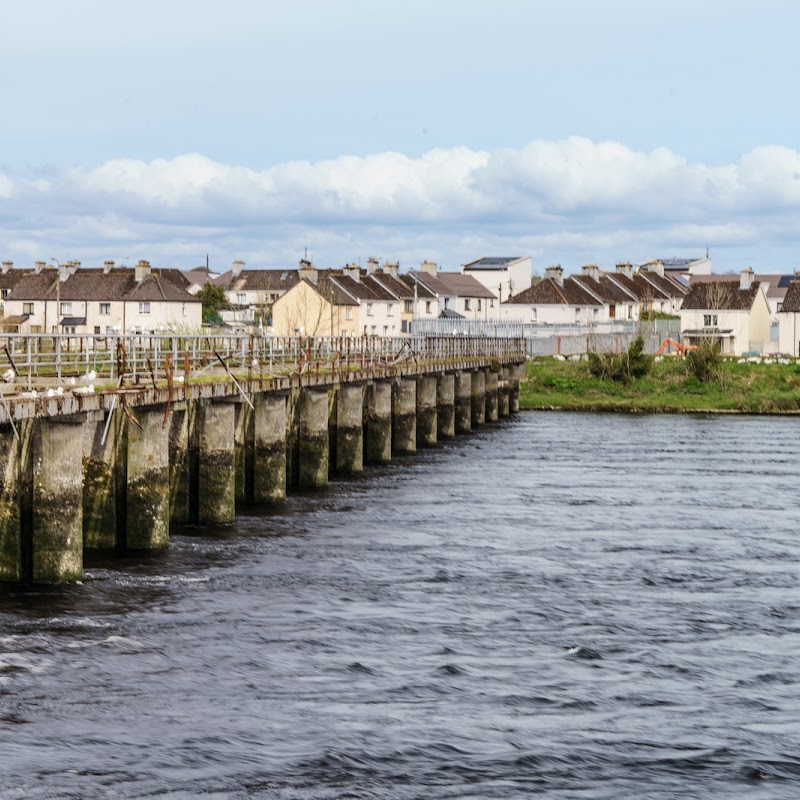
[2,413,800,799]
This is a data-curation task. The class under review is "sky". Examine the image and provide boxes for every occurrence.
[2,0,800,274]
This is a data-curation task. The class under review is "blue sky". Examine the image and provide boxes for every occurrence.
[2,0,800,273]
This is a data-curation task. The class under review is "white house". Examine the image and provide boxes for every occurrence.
[778,281,800,356]
[461,256,532,303]
[408,262,498,320]
[679,269,771,355]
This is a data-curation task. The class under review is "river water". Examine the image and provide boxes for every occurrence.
[2,412,800,799]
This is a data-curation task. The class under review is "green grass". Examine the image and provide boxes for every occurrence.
[520,357,800,413]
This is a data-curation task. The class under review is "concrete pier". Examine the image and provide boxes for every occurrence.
[82,410,125,550]
[336,383,364,474]
[485,370,499,423]
[198,401,236,524]
[416,376,438,447]
[253,393,287,503]
[33,417,85,582]
[510,362,524,413]
[298,388,329,488]
[365,380,392,465]
[127,407,170,549]
[436,374,456,439]
[471,370,486,427]
[168,401,193,524]
[498,368,510,418]
[454,371,472,435]
[234,403,254,504]
[0,425,22,581]
[392,377,417,454]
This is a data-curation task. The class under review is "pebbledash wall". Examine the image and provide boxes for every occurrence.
[0,357,526,583]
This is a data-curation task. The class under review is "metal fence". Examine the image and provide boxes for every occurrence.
[0,333,526,391]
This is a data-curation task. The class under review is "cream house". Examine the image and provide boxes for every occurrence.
[679,269,771,355]
[3,261,201,334]
[271,277,360,337]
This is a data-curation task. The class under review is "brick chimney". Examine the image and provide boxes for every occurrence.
[419,259,438,276]
[545,265,564,286]
[581,263,601,281]
[135,259,151,283]
[615,261,633,279]
[740,267,754,291]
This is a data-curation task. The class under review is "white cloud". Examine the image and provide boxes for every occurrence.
[2,138,800,269]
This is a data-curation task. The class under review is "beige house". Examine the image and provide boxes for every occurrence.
[271,277,359,337]
[3,261,201,334]
[679,269,771,355]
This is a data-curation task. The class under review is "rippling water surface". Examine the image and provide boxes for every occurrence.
[2,412,800,799]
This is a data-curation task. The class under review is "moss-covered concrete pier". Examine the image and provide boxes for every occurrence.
[0,343,524,583]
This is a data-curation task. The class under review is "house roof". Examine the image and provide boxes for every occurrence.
[504,277,602,306]
[369,272,415,299]
[215,269,300,293]
[462,256,525,270]
[780,281,800,312]
[410,271,496,299]
[639,270,689,298]
[572,275,636,304]
[691,272,798,301]
[681,280,762,311]
[399,275,436,299]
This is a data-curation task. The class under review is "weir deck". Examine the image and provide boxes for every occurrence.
[0,334,526,584]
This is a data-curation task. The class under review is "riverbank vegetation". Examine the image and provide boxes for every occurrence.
[519,352,800,413]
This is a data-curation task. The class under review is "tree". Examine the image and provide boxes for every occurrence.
[197,283,228,325]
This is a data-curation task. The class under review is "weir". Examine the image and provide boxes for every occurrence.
[0,334,525,583]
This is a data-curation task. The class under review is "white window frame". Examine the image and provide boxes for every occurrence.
[704,314,718,327]
[139,302,151,315]
[60,301,72,315]
[99,302,110,315]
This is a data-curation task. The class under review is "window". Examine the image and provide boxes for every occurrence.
[404,300,412,312]
[531,307,537,322]
[60,302,72,314]
[444,298,450,310]
[609,304,616,319]
[703,314,718,327]
[366,303,373,316]
[371,325,376,334]
[628,305,634,319]
[387,303,394,317]
[477,299,482,311]
[593,308,599,320]
[1,289,8,299]
[425,301,432,313]
[94,326,101,334]
[237,293,246,305]
[345,307,352,320]
[383,325,389,335]
[99,303,110,315]
[138,302,151,314]
[401,320,408,332]
[182,303,186,317]
[490,299,494,308]
[464,299,471,311]
[574,308,580,322]
[23,302,33,315]
[778,303,784,312]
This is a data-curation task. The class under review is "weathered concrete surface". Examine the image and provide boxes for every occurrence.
[286,389,300,490]
[498,368,510,418]
[254,392,287,503]
[436,374,456,439]
[198,401,236,524]
[416,376,437,447]
[0,424,22,581]
[510,362,524,413]
[471,369,486,427]
[485,370,499,423]
[454,371,472,435]
[127,406,170,549]
[392,377,417,454]
[234,402,254,504]
[336,383,364,474]
[83,409,125,549]
[365,380,392,465]
[33,417,84,582]
[299,388,329,488]
[168,400,194,524]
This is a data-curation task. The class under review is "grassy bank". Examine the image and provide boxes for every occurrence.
[519,356,800,413]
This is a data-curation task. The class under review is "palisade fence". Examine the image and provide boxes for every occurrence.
[0,333,526,391]
[411,317,681,356]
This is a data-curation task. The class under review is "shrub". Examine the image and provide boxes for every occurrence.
[588,335,651,383]
[685,340,722,383]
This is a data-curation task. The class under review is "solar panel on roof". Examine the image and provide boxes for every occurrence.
[778,275,794,287]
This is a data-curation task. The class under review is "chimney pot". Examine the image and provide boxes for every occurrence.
[740,267,754,291]
[545,265,564,286]
[1,261,12,274]
[232,260,245,277]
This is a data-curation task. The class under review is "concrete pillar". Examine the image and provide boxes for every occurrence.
[83,409,125,549]
[234,402,254,504]
[454,371,472,435]
[254,392,287,503]
[485,370,499,422]
[510,362,524,413]
[299,388,329,488]
[285,389,300,489]
[392,377,417,454]
[336,383,364,474]
[198,401,236,524]
[416,375,437,447]
[436,373,456,439]
[168,401,194,524]
[365,380,392,465]
[498,367,510,418]
[33,416,84,582]
[127,406,170,549]
[471,369,486,427]
[0,424,22,581]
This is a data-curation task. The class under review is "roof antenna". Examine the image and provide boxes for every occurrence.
[706,246,709,259]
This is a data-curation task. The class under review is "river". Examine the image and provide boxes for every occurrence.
[1,412,800,799]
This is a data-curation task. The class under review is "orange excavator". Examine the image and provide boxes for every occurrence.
[656,337,695,355]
